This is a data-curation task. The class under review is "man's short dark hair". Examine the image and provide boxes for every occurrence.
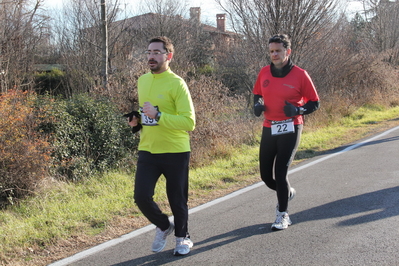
[269,34,291,49]
[149,36,174,53]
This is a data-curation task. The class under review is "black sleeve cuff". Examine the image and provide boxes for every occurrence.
[302,101,320,115]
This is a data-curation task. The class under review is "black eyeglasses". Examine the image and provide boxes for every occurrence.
[144,51,168,56]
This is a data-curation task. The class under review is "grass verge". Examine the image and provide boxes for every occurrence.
[1,104,399,265]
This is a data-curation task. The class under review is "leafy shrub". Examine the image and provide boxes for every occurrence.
[34,68,67,97]
[0,90,51,207]
[42,94,138,181]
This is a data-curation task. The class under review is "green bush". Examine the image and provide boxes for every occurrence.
[43,94,138,181]
[34,68,67,97]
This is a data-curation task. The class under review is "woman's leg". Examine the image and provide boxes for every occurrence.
[275,124,303,212]
[259,127,278,190]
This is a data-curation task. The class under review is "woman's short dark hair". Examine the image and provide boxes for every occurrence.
[149,36,174,53]
[269,34,291,49]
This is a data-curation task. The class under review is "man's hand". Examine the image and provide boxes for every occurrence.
[254,103,265,117]
[142,102,158,119]
[128,116,139,127]
[123,110,142,133]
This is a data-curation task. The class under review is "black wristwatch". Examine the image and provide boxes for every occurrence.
[155,111,162,121]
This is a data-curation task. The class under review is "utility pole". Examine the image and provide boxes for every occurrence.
[101,0,108,91]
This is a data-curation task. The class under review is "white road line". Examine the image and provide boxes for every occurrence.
[48,125,399,266]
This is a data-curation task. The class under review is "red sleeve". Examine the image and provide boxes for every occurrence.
[253,67,267,96]
[301,70,319,103]
[253,74,261,95]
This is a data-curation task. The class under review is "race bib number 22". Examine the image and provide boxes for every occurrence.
[271,119,295,135]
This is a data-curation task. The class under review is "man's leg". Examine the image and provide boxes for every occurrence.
[161,152,193,256]
[134,151,170,230]
[161,152,190,237]
[134,151,175,252]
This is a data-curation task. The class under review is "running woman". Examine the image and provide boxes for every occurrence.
[253,34,320,230]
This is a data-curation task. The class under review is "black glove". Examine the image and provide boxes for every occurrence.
[254,103,265,117]
[131,124,142,133]
[123,111,142,133]
[283,101,299,117]
[123,111,140,122]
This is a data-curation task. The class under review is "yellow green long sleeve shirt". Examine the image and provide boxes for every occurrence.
[137,68,196,153]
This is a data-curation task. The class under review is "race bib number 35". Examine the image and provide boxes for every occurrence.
[271,119,295,135]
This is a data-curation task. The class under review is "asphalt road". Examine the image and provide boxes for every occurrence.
[49,125,399,266]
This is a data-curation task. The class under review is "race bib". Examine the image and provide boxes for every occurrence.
[271,119,295,135]
[140,107,159,126]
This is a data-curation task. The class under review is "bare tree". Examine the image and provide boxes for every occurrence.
[359,0,399,63]
[215,0,341,65]
[52,0,125,95]
[0,0,50,93]
[101,0,109,90]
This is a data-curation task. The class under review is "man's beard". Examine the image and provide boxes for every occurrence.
[149,60,161,72]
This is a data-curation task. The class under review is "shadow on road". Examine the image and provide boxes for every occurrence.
[291,185,399,226]
[339,135,399,151]
[111,223,270,266]
[317,134,399,158]
[111,186,399,265]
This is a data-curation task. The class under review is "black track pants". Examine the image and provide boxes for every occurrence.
[259,125,303,212]
[134,151,190,237]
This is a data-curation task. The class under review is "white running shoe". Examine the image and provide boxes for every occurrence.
[151,223,174,252]
[173,236,194,256]
[271,211,292,230]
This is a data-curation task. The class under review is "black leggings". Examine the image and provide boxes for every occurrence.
[259,125,303,212]
[134,151,190,237]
